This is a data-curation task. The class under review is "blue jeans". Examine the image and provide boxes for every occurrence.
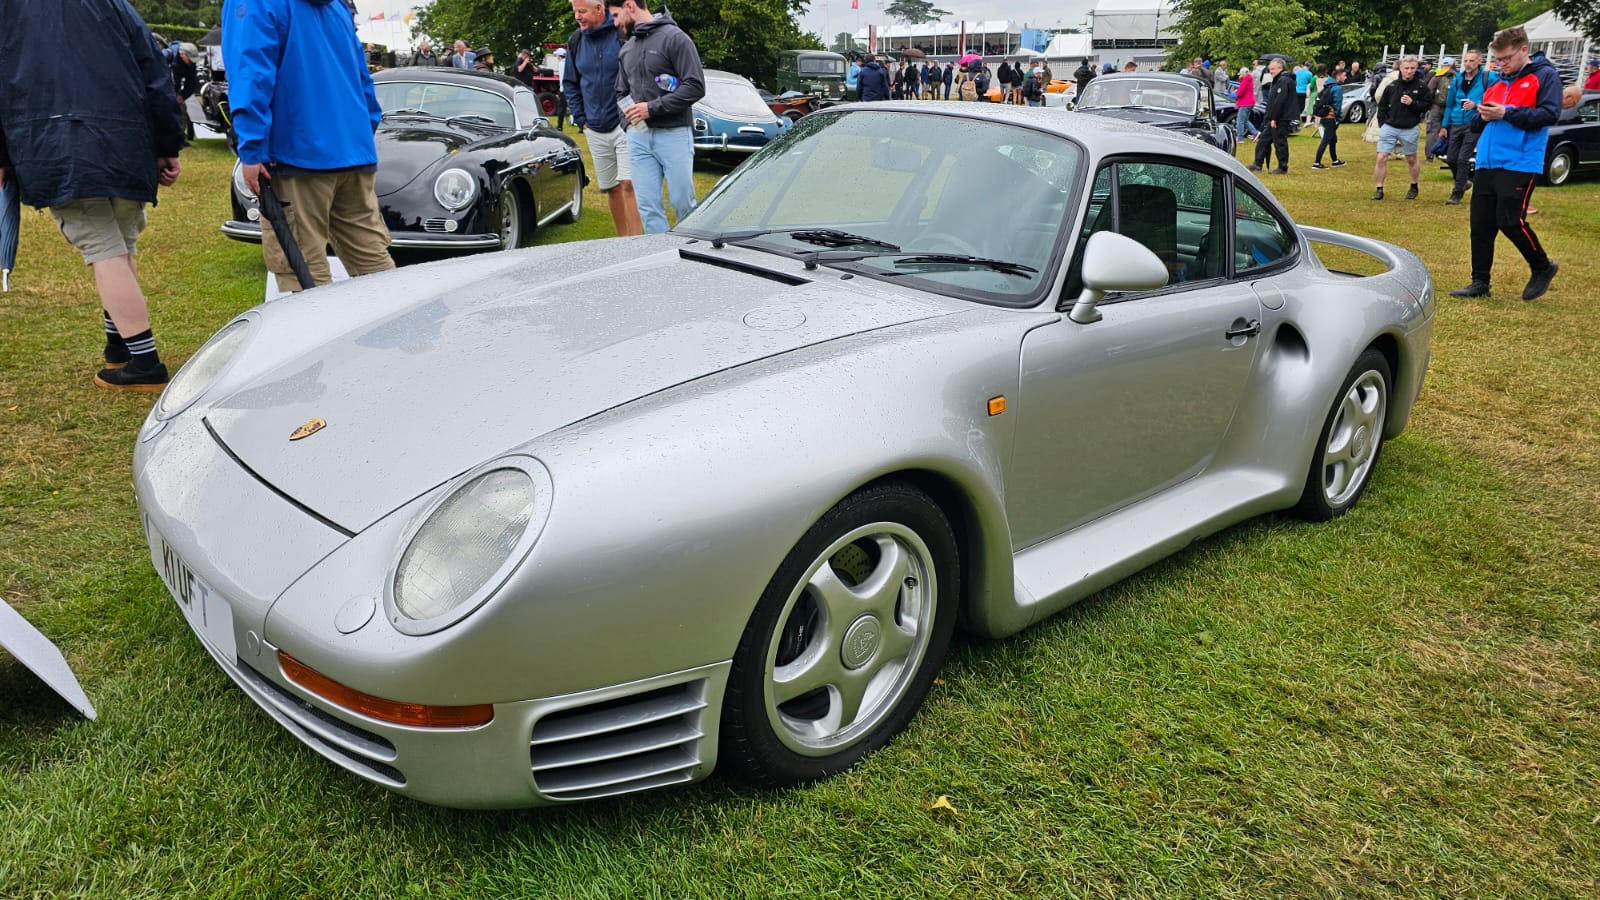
[628,125,696,234]
[1236,105,1258,139]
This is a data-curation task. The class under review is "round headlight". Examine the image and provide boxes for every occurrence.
[433,168,477,211]
[156,318,251,420]
[392,466,541,629]
[231,161,257,201]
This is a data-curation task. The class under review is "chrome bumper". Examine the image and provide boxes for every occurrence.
[220,219,502,250]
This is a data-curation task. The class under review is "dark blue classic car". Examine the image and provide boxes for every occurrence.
[1076,73,1236,155]
[693,69,790,159]
[224,68,584,252]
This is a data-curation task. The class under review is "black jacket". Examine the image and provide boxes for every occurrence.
[171,54,199,100]
[1377,71,1434,129]
[858,60,890,101]
[1263,70,1298,124]
[615,12,705,131]
[0,0,184,209]
[1074,62,1094,92]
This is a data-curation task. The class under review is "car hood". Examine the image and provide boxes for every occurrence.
[204,239,953,532]
[373,124,476,196]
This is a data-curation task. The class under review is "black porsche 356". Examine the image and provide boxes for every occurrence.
[223,68,585,253]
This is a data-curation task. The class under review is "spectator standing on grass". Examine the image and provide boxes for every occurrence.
[169,41,200,143]
[450,40,476,69]
[1311,68,1345,169]
[608,0,705,235]
[1022,68,1044,106]
[1248,57,1295,174]
[1235,64,1259,141]
[1212,59,1230,98]
[858,54,889,101]
[1450,26,1561,301]
[225,0,396,293]
[1443,49,1487,205]
[942,61,954,99]
[846,57,860,96]
[904,59,920,101]
[564,0,642,236]
[1294,61,1314,125]
[1371,55,1432,200]
[1074,58,1094,95]
[0,0,183,392]
[513,49,538,88]
[1424,57,1454,161]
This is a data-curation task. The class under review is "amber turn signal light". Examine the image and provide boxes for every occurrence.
[278,651,494,728]
[987,396,1007,416]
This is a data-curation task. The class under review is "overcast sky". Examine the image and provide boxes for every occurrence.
[797,0,1100,41]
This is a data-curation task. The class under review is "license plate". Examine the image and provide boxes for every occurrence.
[147,518,238,662]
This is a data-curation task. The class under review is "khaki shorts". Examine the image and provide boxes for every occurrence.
[263,169,395,293]
[50,197,147,265]
[585,125,632,191]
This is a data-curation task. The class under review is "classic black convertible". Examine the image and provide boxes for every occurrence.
[223,68,585,252]
[1075,73,1236,155]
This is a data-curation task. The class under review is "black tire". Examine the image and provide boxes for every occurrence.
[559,164,584,225]
[535,92,560,118]
[496,185,526,249]
[1545,146,1575,187]
[1291,348,1391,521]
[719,482,959,787]
[1345,101,1366,123]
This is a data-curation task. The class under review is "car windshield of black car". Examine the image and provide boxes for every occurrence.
[1079,79,1197,114]
[375,82,516,128]
[679,110,1083,306]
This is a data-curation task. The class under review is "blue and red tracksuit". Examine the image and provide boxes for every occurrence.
[1467,52,1561,282]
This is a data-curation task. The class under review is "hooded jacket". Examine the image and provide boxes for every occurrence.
[1472,51,1562,174]
[222,0,382,171]
[1376,69,1433,130]
[615,13,705,131]
[564,13,625,133]
[1444,66,1488,127]
[857,60,890,101]
[0,0,184,209]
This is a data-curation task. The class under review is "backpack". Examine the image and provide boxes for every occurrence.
[960,74,978,101]
[1313,81,1334,118]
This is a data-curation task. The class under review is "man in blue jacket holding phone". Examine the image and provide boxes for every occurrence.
[224,0,395,292]
[1442,49,1490,205]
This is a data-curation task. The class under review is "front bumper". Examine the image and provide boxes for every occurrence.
[136,415,729,808]
[220,219,502,251]
[692,136,766,154]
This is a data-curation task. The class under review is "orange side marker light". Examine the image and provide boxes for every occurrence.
[987,396,1007,416]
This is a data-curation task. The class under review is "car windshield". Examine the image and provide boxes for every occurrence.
[799,57,846,76]
[1078,78,1199,114]
[374,81,517,127]
[701,77,776,119]
[680,109,1083,305]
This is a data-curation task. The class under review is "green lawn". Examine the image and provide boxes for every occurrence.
[1,128,1597,898]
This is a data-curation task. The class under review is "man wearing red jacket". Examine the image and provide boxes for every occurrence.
[1450,27,1562,301]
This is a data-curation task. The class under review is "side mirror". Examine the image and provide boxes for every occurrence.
[531,117,551,134]
[1068,231,1170,324]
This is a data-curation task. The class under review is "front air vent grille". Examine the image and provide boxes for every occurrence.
[529,680,709,802]
[423,218,451,233]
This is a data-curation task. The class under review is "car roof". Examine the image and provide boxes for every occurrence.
[1086,72,1204,86]
[704,69,756,86]
[372,67,524,97]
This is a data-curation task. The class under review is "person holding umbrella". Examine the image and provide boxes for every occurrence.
[0,0,184,391]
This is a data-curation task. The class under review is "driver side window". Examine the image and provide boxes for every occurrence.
[1068,161,1226,293]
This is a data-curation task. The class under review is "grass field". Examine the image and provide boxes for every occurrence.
[1,124,1597,898]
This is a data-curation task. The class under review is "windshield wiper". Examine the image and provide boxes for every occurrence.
[707,227,898,251]
[382,107,439,119]
[889,254,1038,276]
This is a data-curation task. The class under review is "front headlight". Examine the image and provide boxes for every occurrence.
[389,459,552,633]
[155,318,251,420]
[433,168,477,211]
[231,161,256,201]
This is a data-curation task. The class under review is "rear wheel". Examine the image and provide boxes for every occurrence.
[1345,101,1367,123]
[719,483,959,787]
[1546,147,1575,187]
[536,92,561,118]
[1292,348,1391,521]
[559,164,584,225]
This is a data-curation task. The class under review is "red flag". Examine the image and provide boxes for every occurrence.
[851,0,858,8]
[369,11,385,20]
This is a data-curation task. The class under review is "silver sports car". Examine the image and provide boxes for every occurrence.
[135,103,1434,809]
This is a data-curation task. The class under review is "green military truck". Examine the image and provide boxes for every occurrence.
[775,49,851,101]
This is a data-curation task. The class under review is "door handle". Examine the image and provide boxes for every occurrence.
[1225,318,1261,340]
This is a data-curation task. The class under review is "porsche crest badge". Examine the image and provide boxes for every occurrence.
[289,418,327,441]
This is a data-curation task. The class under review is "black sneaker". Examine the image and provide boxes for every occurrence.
[94,361,168,393]
[1246,164,1263,172]
[1522,262,1558,301]
[1271,167,1288,175]
[1371,187,1384,200]
[1404,185,1418,200]
[1450,281,1490,298]
[1311,162,1329,170]
[1445,193,1463,205]
[1331,159,1346,167]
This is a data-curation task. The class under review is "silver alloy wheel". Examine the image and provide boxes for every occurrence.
[762,522,936,756]
[1346,101,1365,123]
[497,189,522,248]
[1548,149,1572,186]
[1321,368,1388,507]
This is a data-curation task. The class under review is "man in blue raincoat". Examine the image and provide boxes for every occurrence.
[0,0,184,392]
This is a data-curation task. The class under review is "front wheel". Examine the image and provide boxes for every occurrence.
[495,186,525,249]
[719,482,959,787]
[1292,348,1391,521]
[1345,101,1367,123]
[1545,147,1575,187]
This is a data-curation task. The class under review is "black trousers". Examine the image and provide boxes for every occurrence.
[1254,121,1289,169]
[1315,119,1339,163]
[1445,126,1480,195]
[1470,168,1549,283]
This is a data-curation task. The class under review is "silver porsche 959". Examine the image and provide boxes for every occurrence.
[135,103,1434,808]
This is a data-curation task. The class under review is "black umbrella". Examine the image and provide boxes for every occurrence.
[0,177,17,292]
[254,171,316,291]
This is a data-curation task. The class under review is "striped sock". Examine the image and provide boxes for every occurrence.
[103,310,130,363]
[121,328,161,371]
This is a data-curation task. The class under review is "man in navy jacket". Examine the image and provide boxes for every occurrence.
[564,0,642,235]
[224,0,395,292]
[0,0,183,391]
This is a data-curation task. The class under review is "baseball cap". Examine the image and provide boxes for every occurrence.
[555,47,567,56]
[1441,56,1455,66]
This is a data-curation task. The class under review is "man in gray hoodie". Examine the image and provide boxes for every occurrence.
[607,0,705,233]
